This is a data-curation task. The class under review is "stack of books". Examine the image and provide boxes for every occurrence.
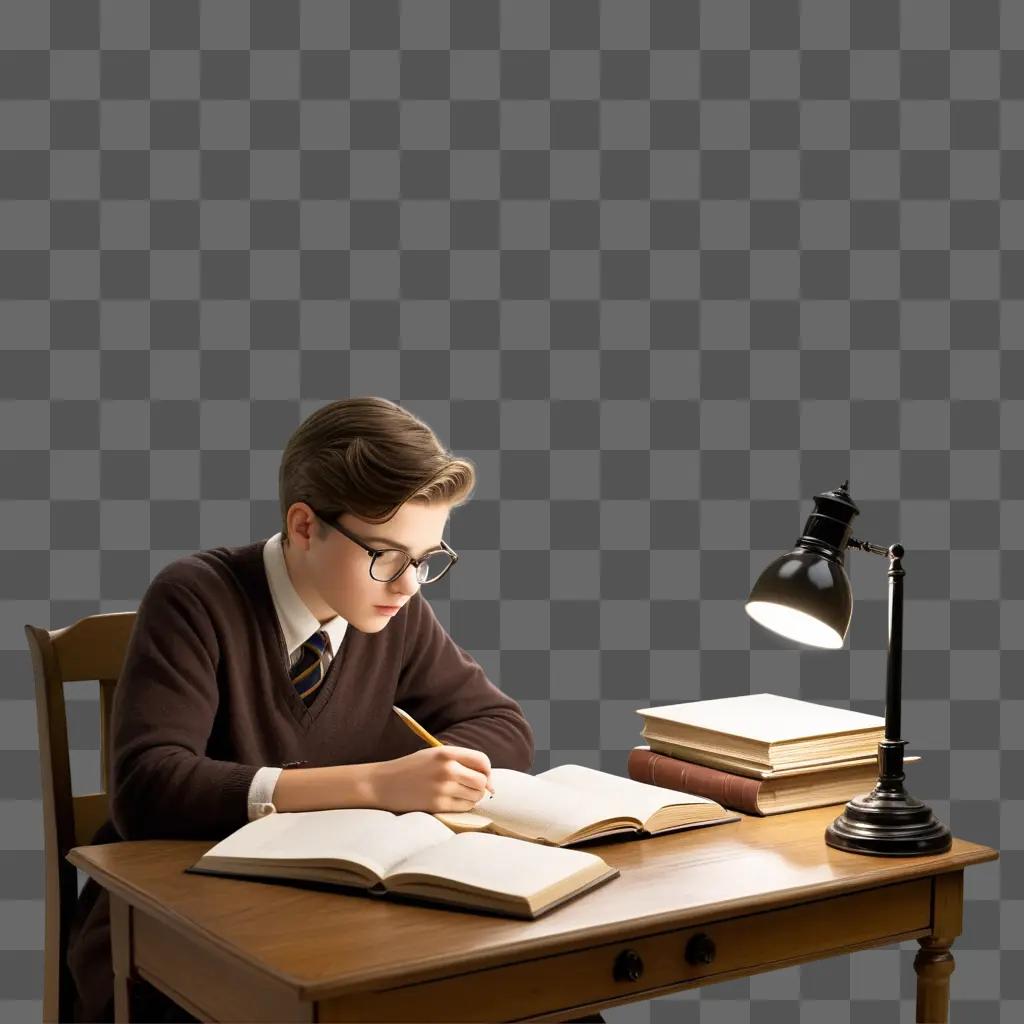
[628,693,919,816]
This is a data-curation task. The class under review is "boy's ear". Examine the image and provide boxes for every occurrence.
[284,503,319,546]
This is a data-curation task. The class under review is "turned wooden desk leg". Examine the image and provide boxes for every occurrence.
[109,893,136,1024]
[914,871,965,1024]
[914,935,955,1023]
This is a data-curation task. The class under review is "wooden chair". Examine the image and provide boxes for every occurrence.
[25,612,136,1024]
[27,611,602,1024]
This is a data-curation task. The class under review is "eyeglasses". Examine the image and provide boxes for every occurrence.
[312,511,459,585]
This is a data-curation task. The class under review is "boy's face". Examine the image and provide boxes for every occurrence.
[287,499,451,632]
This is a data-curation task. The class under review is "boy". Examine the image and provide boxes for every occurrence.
[66,397,535,1023]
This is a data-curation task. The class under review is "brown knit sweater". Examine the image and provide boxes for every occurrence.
[66,539,534,1022]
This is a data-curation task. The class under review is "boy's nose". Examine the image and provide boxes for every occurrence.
[391,563,421,595]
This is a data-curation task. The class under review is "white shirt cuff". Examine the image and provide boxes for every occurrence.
[247,766,284,820]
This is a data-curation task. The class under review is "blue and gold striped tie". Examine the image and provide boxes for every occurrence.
[290,630,328,707]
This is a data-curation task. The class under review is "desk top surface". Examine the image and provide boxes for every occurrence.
[68,804,997,999]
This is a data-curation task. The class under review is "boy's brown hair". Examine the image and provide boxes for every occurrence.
[279,397,476,543]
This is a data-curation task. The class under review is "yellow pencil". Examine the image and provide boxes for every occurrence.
[392,705,494,797]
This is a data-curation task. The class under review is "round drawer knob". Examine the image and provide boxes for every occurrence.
[684,932,716,966]
[613,948,644,983]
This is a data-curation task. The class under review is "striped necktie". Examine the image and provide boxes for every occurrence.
[290,629,329,707]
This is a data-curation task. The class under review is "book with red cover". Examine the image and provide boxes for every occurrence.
[627,746,918,816]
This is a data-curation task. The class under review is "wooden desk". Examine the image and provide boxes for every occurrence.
[68,805,997,1023]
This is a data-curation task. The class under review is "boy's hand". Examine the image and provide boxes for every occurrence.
[367,746,493,813]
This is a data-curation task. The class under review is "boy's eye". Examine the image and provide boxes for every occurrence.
[373,549,409,575]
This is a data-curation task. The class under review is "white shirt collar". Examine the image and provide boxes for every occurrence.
[262,532,348,659]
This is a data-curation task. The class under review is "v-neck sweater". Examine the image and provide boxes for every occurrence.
[66,538,534,1022]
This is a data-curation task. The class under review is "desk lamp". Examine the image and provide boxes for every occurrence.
[744,480,951,856]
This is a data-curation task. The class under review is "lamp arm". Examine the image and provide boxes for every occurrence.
[846,536,892,558]
[845,538,906,786]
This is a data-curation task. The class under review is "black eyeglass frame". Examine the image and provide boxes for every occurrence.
[311,510,459,585]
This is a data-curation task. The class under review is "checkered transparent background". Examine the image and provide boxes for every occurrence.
[1,1,1020,1021]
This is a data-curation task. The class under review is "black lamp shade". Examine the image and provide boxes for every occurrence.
[745,550,852,649]
[745,481,861,649]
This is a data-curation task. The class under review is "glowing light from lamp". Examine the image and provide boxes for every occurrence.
[744,600,845,649]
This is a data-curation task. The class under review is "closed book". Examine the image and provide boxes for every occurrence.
[636,693,885,772]
[642,737,886,780]
[627,746,920,816]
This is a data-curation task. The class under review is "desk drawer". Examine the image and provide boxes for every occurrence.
[322,878,932,1022]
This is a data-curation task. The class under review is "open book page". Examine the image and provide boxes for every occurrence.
[435,767,642,846]
[198,808,455,885]
[384,830,614,905]
[539,764,718,828]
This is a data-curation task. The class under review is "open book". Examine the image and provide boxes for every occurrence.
[186,808,618,920]
[432,763,739,846]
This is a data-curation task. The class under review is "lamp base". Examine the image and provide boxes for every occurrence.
[825,785,952,857]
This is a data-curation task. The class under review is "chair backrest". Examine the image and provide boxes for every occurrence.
[25,612,136,1024]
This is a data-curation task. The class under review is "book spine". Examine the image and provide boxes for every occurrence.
[627,748,764,816]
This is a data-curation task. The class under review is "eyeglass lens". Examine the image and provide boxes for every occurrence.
[371,549,452,583]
